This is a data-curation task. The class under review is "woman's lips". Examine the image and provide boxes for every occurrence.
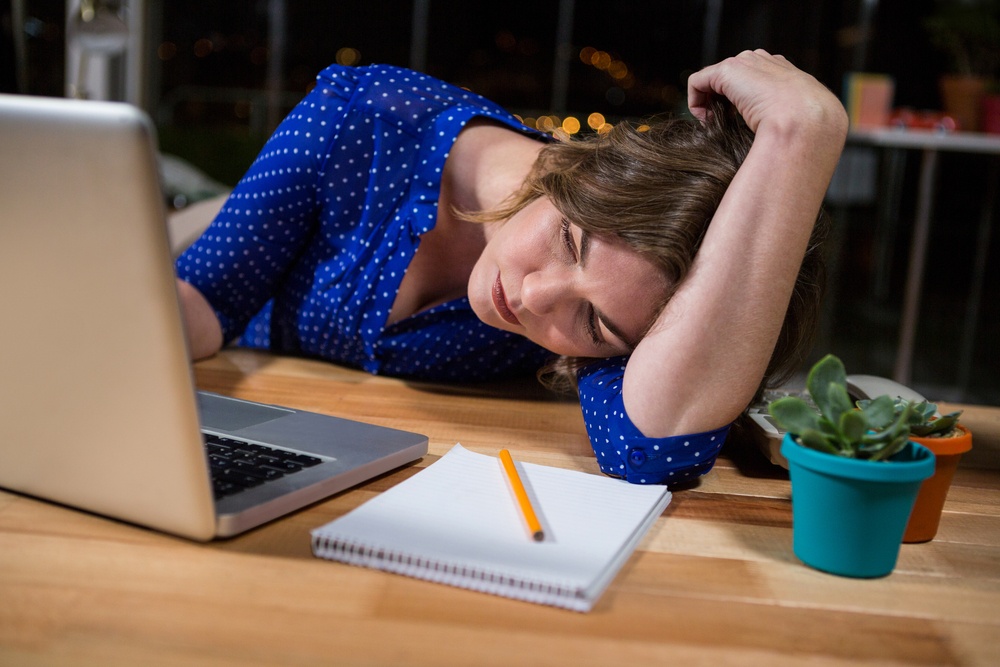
[492,274,521,326]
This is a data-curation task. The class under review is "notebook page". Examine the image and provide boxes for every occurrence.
[311,444,671,609]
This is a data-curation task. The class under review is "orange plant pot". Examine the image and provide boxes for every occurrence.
[983,94,1000,135]
[939,75,987,132]
[903,425,973,543]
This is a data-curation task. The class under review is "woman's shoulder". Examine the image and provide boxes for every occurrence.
[312,63,531,136]
[317,63,485,105]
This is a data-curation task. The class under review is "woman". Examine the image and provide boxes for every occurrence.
[176,50,848,484]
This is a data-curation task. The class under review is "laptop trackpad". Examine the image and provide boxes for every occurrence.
[197,392,293,432]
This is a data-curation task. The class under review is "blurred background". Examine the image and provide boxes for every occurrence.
[3,0,998,405]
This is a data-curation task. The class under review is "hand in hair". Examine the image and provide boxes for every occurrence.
[688,49,844,140]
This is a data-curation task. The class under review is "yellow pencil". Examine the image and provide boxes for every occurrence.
[498,449,544,542]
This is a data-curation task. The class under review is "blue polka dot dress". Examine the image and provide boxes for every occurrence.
[176,63,730,484]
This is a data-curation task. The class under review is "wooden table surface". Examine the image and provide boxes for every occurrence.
[3,349,999,666]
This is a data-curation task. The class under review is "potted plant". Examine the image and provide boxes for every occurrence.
[983,81,1000,134]
[862,399,972,543]
[768,354,936,578]
[924,0,1000,131]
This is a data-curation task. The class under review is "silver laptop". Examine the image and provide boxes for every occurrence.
[0,93,428,540]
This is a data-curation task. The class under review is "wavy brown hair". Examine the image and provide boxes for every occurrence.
[464,98,828,404]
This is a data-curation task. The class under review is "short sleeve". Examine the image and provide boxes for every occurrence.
[577,357,730,485]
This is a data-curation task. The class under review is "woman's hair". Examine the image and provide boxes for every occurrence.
[465,98,829,403]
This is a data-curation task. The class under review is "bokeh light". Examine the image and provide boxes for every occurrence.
[157,41,177,61]
[336,47,361,66]
[193,38,213,58]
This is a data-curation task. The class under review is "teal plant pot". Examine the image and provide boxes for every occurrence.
[781,434,935,578]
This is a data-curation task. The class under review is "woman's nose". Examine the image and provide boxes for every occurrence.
[521,267,572,316]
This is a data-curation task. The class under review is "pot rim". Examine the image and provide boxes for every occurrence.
[909,423,972,456]
[780,433,936,483]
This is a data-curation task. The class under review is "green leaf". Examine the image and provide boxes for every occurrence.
[914,401,938,423]
[767,397,821,434]
[816,416,839,439]
[911,410,962,436]
[860,395,895,430]
[839,409,867,444]
[860,427,892,445]
[868,434,909,461]
[825,382,854,425]
[806,355,847,410]
[798,429,840,455]
[893,401,915,433]
[852,398,913,459]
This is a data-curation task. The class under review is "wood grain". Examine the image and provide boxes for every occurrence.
[1,348,998,666]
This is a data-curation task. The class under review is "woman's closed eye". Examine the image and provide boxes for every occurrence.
[559,217,577,261]
[584,305,602,347]
[559,218,604,348]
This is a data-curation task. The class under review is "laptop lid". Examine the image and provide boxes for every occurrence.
[0,94,427,540]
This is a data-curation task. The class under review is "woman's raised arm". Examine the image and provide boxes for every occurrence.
[622,50,848,438]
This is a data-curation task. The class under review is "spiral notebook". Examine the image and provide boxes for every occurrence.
[310,444,672,612]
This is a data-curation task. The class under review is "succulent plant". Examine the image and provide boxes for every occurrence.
[768,354,914,461]
[924,0,1000,78]
[857,397,963,438]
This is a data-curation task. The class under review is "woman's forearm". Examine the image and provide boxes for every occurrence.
[623,53,848,438]
[176,278,223,360]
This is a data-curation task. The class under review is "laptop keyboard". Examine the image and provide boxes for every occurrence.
[203,433,323,499]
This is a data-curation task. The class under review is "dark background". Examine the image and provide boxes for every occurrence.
[5,0,998,405]
[7,0,953,135]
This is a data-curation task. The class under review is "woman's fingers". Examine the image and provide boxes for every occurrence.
[688,50,838,134]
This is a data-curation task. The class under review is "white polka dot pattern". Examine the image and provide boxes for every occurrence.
[176,64,549,382]
[578,359,730,484]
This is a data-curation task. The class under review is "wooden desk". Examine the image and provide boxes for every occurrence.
[3,349,999,665]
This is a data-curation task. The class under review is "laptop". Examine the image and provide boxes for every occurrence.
[0,93,428,540]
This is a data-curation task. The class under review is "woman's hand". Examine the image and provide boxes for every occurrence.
[176,278,223,361]
[688,49,846,141]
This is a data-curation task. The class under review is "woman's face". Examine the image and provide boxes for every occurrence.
[468,197,670,357]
